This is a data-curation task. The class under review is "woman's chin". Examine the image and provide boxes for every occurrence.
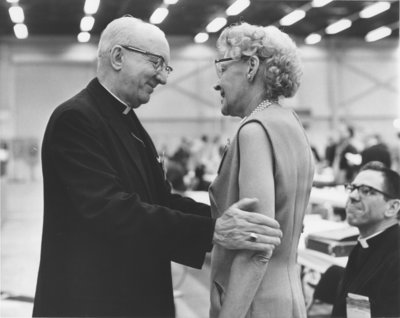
[220,102,230,116]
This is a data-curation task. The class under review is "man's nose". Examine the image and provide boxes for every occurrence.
[156,70,168,85]
[348,189,361,201]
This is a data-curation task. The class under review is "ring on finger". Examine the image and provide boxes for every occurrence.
[249,233,258,242]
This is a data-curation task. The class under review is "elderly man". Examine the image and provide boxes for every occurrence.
[332,161,400,317]
[32,16,282,317]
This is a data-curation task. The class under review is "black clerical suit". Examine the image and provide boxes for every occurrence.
[33,78,215,317]
[332,224,400,318]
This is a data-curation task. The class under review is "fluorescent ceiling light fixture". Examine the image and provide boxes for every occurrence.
[80,16,95,31]
[14,23,28,39]
[78,31,91,43]
[226,0,250,16]
[325,19,352,34]
[393,118,400,130]
[194,32,209,43]
[311,0,333,7]
[6,0,19,3]
[279,9,306,26]
[359,2,390,19]
[206,17,227,33]
[150,7,169,24]
[305,33,322,45]
[164,0,179,4]
[84,0,100,15]
[9,5,24,23]
[365,26,392,42]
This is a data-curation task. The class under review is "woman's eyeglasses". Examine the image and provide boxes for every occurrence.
[120,44,173,75]
[214,56,250,78]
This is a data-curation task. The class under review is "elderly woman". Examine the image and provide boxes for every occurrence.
[209,23,315,318]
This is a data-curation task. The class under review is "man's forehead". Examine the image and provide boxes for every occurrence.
[129,26,169,57]
[353,170,384,187]
[129,23,164,44]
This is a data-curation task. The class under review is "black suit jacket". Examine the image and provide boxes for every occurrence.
[33,78,214,317]
[332,224,400,317]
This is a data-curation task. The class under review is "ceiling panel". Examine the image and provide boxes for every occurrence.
[0,0,398,40]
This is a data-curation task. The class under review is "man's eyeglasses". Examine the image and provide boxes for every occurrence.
[120,44,173,75]
[344,183,393,199]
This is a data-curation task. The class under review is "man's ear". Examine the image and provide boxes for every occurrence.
[384,199,400,218]
[247,56,260,82]
[110,45,123,71]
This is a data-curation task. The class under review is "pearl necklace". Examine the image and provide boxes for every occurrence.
[241,99,274,124]
[250,99,274,116]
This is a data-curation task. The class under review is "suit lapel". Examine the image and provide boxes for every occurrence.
[87,79,153,197]
[347,226,399,291]
[109,122,153,197]
[140,126,166,183]
[347,245,387,292]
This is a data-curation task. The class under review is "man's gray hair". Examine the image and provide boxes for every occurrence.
[97,16,145,59]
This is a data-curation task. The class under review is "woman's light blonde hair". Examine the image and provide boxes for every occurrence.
[217,23,302,100]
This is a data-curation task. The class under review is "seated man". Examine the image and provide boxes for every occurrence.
[332,161,400,317]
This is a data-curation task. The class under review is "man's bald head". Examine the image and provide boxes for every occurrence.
[97,16,169,69]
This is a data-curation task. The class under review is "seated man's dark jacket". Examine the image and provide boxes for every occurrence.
[332,224,400,317]
[33,78,215,317]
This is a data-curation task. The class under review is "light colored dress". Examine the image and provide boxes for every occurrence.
[209,105,314,318]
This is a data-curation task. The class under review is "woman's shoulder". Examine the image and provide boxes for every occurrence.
[239,119,267,138]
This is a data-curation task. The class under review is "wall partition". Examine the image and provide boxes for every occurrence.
[0,35,398,179]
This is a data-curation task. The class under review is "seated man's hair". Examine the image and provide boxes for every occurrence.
[360,161,400,200]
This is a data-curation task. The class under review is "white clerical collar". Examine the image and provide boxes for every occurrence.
[99,82,132,115]
[358,230,385,248]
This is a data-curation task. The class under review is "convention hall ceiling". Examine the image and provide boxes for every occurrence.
[0,0,399,42]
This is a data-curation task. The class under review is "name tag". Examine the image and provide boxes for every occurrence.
[346,293,371,318]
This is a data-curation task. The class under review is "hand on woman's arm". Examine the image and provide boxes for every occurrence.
[219,122,276,318]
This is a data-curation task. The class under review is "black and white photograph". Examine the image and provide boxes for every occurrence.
[0,1,399,317]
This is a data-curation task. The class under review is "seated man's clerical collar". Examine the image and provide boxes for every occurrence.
[99,82,132,115]
[358,229,385,248]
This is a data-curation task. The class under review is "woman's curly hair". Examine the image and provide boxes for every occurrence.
[216,23,302,100]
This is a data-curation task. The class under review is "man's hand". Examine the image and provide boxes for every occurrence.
[213,198,282,252]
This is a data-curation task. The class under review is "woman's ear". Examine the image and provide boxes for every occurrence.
[247,56,260,82]
[110,45,123,71]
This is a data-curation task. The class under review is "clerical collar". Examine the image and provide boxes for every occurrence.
[358,230,385,248]
[98,81,132,115]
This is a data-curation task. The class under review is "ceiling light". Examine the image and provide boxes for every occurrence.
[393,118,400,130]
[84,0,100,15]
[359,2,390,19]
[77,32,91,43]
[150,7,169,24]
[194,32,209,43]
[206,17,227,33]
[9,5,24,23]
[305,33,322,45]
[6,0,19,3]
[164,0,179,4]
[14,23,28,39]
[80,16,95,31]
[325,19,352,34]
[226,0,250,16]
[279,9,306,26]
[311,0,333,8]
[365,26,392,42]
